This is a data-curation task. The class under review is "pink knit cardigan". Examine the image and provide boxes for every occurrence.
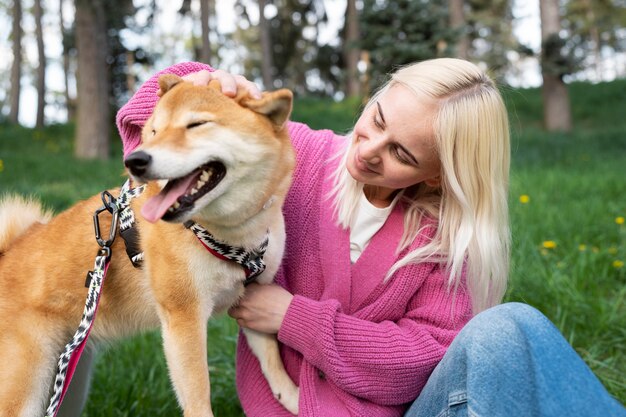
[116,62,473,417]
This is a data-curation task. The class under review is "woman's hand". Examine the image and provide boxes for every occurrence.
[183,69,262,99]
[228,283,294,334]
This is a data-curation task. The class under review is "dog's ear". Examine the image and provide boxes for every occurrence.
[157,74,184,97]
[242,89,293,129]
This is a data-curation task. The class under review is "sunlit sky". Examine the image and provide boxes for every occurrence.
[1,0,545,127]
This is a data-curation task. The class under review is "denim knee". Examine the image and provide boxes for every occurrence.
[453,302,551,358]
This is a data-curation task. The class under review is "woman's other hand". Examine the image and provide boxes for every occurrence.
[228,283,294,334]
[182,69,262,99]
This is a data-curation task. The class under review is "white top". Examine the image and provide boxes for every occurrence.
[349,192,400,263]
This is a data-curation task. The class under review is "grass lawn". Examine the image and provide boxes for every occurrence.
[0,79,624,415]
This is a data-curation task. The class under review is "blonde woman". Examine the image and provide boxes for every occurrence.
[61,58,625,417]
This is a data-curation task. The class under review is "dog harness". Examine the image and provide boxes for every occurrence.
[46,180,269,416]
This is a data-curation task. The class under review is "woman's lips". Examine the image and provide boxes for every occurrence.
[354,150,378,174]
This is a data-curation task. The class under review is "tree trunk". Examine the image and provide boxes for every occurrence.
[34,0,46,128]
[344,0,361,98]
[199,0,212,63]
[540,0,572,132]
[60,0,75,121]
[258,0,274,89]
[75,0,110,159]
[449,0,469,59]
[9,0,22,124]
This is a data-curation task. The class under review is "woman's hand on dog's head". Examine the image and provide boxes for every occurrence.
[182,69,263,99]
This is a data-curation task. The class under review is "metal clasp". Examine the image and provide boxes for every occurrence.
[93,190,119,252]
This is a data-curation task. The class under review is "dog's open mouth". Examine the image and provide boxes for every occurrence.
[141,161,226,223]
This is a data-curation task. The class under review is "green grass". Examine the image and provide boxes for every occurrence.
[503,80,626,399]
[1,79,625,414]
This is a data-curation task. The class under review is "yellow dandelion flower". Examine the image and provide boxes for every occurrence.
[542,241,557,249]
[608,247,618,255]
[613,260,624,269]
[0,159,3,173]
[519,195,530,204]
[616,216,625,225]
[578,244,587,252]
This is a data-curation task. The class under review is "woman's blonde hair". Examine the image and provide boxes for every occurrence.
[330,58,510,314]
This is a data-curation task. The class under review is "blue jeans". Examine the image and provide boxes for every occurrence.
[404,302,626,417]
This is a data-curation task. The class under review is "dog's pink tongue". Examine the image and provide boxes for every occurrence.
[141,175,196,223]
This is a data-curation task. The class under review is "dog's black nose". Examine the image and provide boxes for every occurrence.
[124,151,152,176]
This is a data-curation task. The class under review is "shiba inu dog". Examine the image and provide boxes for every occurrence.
[0,75,299,416]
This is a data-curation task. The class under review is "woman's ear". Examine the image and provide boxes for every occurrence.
[424,175,441,188]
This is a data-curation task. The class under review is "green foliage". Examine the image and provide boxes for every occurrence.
[234,0,340,95]
[359,0,454,87]
[0,79,624,413]
[565,0,626,56]
[466,0,517,76]
[541,33,583,79]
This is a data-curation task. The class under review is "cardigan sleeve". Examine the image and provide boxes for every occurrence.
[277,263,472,405]
[116,62,214,157]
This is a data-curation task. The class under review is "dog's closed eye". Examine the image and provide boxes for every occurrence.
[187,121,210,129]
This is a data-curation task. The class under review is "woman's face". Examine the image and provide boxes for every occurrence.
[347,84,442,204]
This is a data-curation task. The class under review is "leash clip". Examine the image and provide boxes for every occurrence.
[93,190,119,251]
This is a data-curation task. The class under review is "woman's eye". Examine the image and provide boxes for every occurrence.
[373,116,383,129]
[392,147,412,165]
[187,121,208,129]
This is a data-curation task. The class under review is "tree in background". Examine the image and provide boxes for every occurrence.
[465,0,516,78]
[234,0,338,95]
[72,0,146,158]
[449,0,469,59]
[34,0,46,128]
[270,0,329,95]
[9,0,22,124]
[60,0,75,121]
[199,0,215,63]
[258,0,275,89]
[343,0,360,98]
[565,0,626,81]
[359,0,454,88]
[179,0,218,65]
[540,0,572,132]
[75,0,110,159]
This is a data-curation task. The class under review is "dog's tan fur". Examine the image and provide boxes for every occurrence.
[0,75,299,416]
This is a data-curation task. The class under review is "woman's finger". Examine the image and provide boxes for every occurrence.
[211,69,238,97]
[182,69,213,86]
[234,74,263,99]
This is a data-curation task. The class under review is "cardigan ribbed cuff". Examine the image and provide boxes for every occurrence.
[278,295,340,369]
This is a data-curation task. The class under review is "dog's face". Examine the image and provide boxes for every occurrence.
[125,74,293,225]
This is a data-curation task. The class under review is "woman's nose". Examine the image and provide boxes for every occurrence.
[359,135,383,164]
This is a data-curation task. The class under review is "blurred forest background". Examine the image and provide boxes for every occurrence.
[0,0,625,159]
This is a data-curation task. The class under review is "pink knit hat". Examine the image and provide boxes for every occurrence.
[116,62,214,158]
